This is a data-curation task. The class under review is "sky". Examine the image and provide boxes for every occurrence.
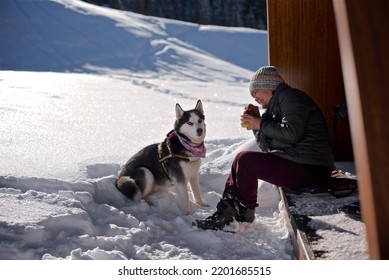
[0,0,367,263]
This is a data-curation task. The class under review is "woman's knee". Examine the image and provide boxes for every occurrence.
[235,151,263,166]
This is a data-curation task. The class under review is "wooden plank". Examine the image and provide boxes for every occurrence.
[332,0,389,259]
[279,188,315,260]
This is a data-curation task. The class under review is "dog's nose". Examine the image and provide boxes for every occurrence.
[197,128,203,135]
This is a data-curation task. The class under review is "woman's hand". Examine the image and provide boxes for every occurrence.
[241,113,261,130]
[241,104,261,130]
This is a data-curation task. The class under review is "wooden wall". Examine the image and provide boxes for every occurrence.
[333,0,389,260]
[267,0,353,160]
[267,0,389,259]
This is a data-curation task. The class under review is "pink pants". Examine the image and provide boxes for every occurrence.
[223,151,331,208]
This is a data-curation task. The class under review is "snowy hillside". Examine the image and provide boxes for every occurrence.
[0,0,293,260]
[0,0,366,262]
[0,0,267,74]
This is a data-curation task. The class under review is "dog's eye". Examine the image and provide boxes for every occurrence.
[198,119,203,124]
[187,121,194,126]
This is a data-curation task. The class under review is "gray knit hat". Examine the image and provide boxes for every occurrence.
[249,66,285,94]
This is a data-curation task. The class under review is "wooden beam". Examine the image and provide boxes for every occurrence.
[332,0,389,259]
[279,188,315,260]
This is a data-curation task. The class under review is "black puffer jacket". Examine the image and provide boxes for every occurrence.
[254,83,334,169]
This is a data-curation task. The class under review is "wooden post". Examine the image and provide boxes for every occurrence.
[333,0,389,259]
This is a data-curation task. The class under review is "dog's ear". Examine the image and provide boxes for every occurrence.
[195,100,204,114]
[175,103,185,119]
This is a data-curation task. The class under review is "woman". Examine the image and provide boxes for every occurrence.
[195,66,334,231]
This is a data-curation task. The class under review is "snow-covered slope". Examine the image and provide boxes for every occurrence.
[0,0,366,260]
[0,0,293,260]
[0,0,267,74]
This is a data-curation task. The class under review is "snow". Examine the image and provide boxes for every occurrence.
[0,0,365,261]
[285,188,367,259]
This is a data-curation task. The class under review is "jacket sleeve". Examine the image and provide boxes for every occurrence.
[260,91,311,145]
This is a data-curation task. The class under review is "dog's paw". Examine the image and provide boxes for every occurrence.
[196,200,209,207]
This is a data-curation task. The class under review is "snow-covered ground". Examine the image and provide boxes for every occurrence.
[0,0,366,260]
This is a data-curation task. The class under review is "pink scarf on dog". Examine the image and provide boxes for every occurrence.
[168,131,206,158]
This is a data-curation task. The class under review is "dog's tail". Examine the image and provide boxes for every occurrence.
[115,168,154,201]
[116,176,143,201]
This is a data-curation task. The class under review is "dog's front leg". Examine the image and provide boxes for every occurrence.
[175,182,191,215]
[189,174,208,207]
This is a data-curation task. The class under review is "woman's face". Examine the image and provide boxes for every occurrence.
[252,89,273,109]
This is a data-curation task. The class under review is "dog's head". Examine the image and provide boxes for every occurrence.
[175,100,206,144]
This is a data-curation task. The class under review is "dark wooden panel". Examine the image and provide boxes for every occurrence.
[333,0,389,259]
[267,0,353,160]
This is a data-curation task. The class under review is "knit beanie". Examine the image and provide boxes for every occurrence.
[249,66,285,94]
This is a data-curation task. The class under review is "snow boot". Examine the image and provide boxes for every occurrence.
[235,203,255,223]
[194,195,237,231]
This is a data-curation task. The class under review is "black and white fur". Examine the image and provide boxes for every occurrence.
[116,100,207,214]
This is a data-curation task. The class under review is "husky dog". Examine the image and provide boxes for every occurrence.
[116,100,208,214]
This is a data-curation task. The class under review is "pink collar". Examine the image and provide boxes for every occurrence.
[168,131,206,158]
